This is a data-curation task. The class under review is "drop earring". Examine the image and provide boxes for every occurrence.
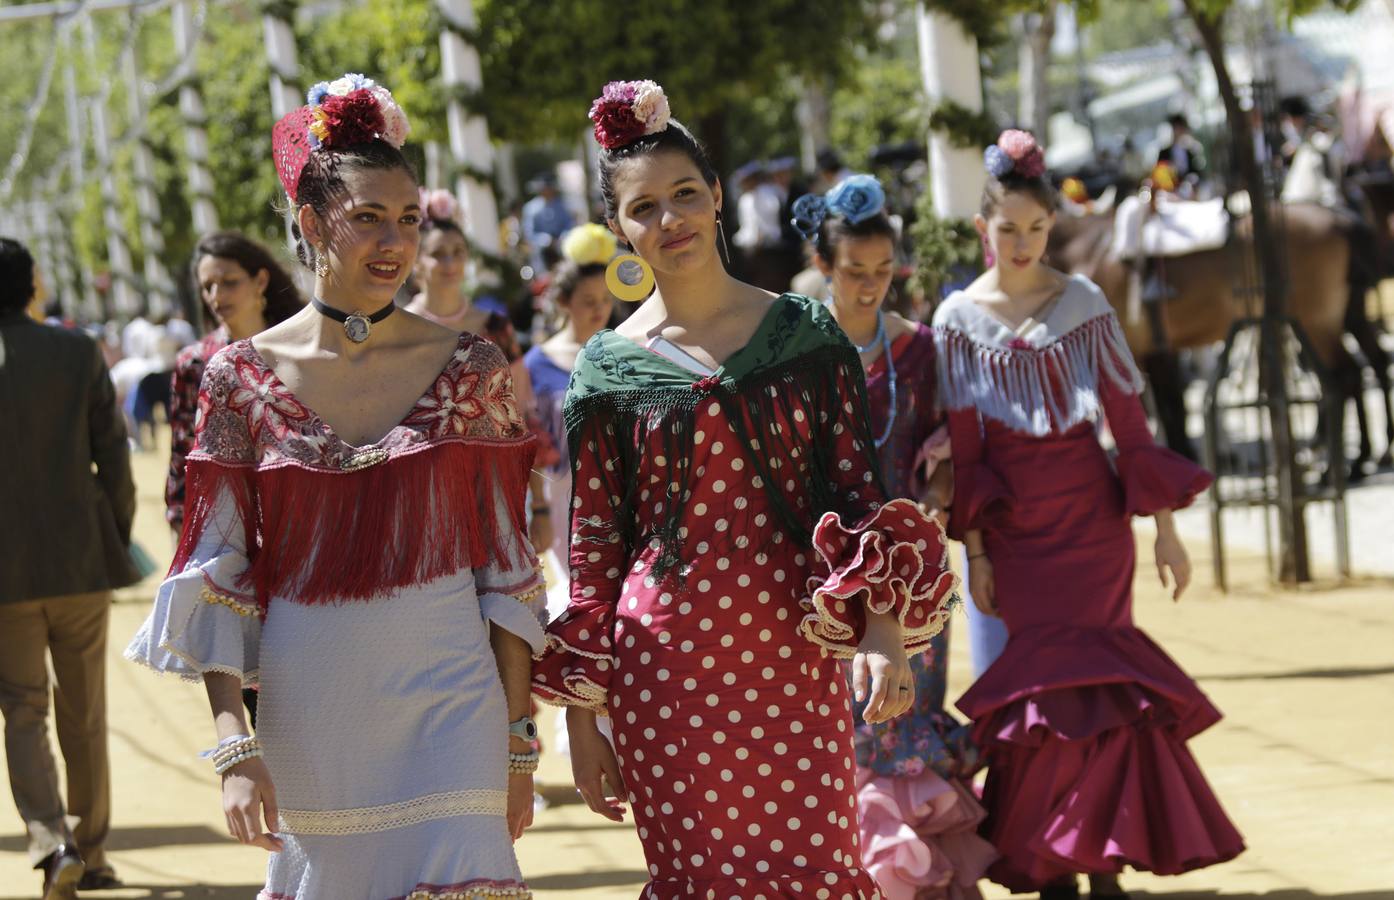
[315,244,330,279]
[715,212,731,267]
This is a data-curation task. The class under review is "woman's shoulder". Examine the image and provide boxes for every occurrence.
[930,290,977,329]
[1053,273,1114,328]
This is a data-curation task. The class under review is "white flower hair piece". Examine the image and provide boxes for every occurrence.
[630,80,671,135]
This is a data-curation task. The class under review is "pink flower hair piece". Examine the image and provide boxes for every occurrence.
[997,129,1046,179]
[589,79,671,150]
[420,188,458,224]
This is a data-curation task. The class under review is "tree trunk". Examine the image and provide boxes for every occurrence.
[1185,0,1309,583]
[1018,2,1057,146]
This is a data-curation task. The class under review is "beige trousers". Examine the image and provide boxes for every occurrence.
[0,591,111,870]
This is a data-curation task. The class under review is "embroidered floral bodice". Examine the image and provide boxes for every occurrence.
[195,334,526,472]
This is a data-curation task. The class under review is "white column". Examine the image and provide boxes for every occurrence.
[124,40,175,318]
[916,6,986,220]
[83,18,137,319]
[262,4,302,121]
[436,0,502,259]
[173,0,217,234]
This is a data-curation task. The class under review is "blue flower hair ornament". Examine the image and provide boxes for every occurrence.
[790,173,886,241]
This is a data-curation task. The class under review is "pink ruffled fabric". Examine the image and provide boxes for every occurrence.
[801,498,959,658]
[1115,444,1213,516]
[531,597,613,710]
[857,768,997,900]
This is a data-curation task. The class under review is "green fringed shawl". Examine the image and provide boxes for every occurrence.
[562,294,886,578]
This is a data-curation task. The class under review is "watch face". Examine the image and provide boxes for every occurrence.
[344,315,371,343]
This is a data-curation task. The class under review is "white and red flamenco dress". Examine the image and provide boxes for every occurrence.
[934,276,1245,892]
[127,335,545,899]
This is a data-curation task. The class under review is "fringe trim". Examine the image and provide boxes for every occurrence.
[171,438,535,611]
[935,312,1144,436]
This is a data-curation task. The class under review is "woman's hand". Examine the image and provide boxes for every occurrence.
[852,610,914,724]
[529,510,554,556]
[221,756,283,852]
[1155,528,1192,601]
[968,553,997,616]
[566,707,627,822]
[505,772,535,840]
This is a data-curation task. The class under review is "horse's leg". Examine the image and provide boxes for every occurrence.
[1345,289,1394,467]
[1142,350,1197,460]
[1334,348,1367,483]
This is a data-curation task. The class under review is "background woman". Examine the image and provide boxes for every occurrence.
[128,75,542,899]
[532,80,958,898]
[166,231,303,537]
[524,222,617,606]
[802,174,996,900]
[938,131,1244,899]
[406,189,560,571]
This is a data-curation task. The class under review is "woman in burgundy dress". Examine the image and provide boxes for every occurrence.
[938,131,1244,899]
[533,80,958,899]
[166,232,303,536]
[798,174,995,900]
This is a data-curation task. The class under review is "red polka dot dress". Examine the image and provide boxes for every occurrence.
[534,296,958,898]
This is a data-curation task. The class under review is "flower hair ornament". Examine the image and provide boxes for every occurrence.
[561,223,619,267]
[983,129,1046,181]
[272,73,412,203]
[790,173,887,241]
[419,188,461,230]
[589,79,672,150]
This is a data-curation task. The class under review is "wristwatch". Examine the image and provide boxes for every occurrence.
[508,716,538,742]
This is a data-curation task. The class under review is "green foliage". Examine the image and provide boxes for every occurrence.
[474,0,882,150]
[908,188,981,299]
[928,100,999,150]
[829,56,928,169]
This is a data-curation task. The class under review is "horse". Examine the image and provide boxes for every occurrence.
[1048,202,1391,474]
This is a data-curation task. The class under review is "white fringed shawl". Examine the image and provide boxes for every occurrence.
[932,276,1145,436]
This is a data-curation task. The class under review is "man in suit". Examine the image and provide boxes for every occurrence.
[0,238,139,898]
[1157,113,1207,189]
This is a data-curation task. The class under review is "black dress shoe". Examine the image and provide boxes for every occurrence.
[36,844,84,900]
[78,866,122,890]
[1040,881,1081,900]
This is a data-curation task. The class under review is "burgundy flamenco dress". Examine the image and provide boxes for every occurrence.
[933,276,1244,892]
[533,295,959,899]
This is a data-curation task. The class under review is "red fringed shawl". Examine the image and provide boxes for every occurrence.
[171,334,537,611]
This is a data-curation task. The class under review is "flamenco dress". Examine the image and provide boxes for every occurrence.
[533,295,959,898]
[934,276,1245,891]
[853,321,997,900]
[128,334,545,899]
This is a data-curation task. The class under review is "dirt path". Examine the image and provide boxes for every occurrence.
[3,435,1390,899]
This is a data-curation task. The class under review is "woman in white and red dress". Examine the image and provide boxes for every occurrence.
[165,231,303,537]
[939,131,1244,899]
[531,80,958,899]
[128,75,542,899]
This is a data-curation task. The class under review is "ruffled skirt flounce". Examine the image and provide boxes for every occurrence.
[959,625,1244,891]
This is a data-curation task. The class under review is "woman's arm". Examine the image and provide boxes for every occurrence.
[490,628,536,840]
[204,673,281,852]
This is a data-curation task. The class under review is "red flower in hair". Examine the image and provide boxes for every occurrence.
[318,88,385,148]
[1014,148,1046,179]
[589,98,647,150]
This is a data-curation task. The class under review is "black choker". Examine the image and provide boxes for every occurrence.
[312,297,396,343]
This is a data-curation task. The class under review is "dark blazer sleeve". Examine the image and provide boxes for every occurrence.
[87,338,136,544]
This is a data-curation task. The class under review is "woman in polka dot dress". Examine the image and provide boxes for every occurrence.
[532,81,959,899]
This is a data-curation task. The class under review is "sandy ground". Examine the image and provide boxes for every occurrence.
[2,432,1391,900]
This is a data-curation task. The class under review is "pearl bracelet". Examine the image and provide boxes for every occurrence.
[214,746,263,775]
[508,750,539,775]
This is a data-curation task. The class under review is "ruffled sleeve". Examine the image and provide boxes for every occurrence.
[943,408,1014,542]
[473,471,547,655]
[1102,372,1213,515]
[803,499,959,658]
[799,357,959,657]
[531,412,624,712]
[127,351,261,683]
